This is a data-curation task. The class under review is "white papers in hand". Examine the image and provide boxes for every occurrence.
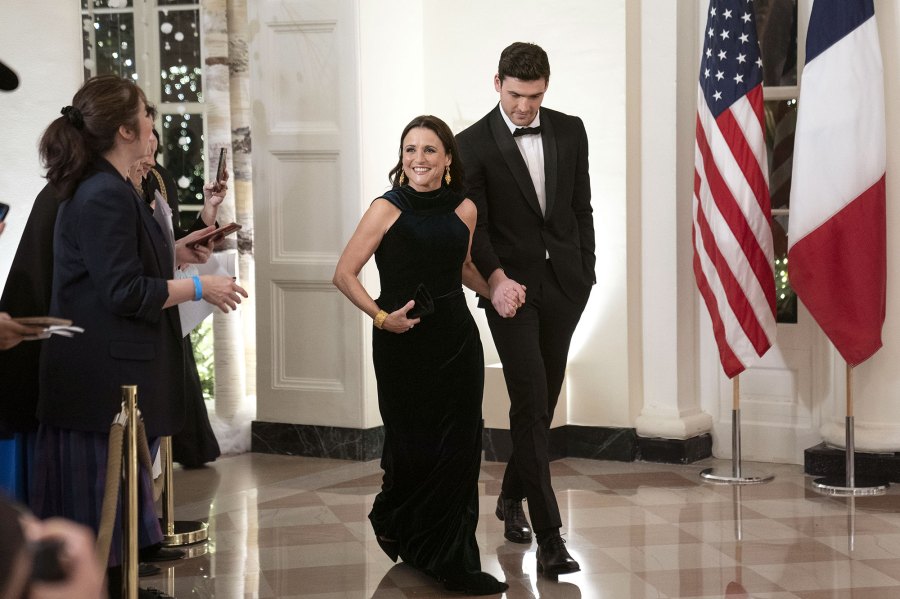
[23,324,86,341]
[177,250,237,337]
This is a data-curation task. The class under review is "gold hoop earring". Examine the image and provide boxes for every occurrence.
[444,166,451,186]
[399,171,406,186]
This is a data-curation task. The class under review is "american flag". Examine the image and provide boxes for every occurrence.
[693,0,776,378]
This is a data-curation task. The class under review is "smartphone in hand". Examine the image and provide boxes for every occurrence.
[0,202,9,221]
[185,222,242,248]
[215,147,227,184]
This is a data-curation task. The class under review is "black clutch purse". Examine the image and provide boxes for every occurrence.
[407,283,435,319]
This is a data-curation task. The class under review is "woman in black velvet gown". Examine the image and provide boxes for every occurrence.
[333,116,507,595]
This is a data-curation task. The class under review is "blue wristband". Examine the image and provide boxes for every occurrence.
[191,275,202,301]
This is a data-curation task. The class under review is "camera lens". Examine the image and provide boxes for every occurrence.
[30,539,67,582]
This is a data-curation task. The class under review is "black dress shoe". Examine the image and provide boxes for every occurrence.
[495,493,532,544]
[139,563,160,577]
[536,535,580,576]
[138,544,185,562]
[443,571,509,595]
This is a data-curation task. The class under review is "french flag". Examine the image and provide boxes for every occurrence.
[787,0,886,366]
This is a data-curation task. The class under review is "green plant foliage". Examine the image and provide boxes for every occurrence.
[190,318,215,400]
[775,257,797,324]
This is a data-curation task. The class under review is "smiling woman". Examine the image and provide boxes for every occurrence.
[332,116,503,594]
[399,128,451,192]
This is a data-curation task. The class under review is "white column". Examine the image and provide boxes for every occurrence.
[204,0,247,420]
[634,0,712,440]
[227,0,257,401]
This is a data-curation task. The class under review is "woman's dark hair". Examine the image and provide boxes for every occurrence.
[497,42,550,83]
[151,128,162,160]
[388,115,464,192]
[39,75,147,198]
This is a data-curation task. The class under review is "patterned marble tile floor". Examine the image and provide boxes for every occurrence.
[142,453,900,598]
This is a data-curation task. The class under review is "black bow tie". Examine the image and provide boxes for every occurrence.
[513,126,542,137]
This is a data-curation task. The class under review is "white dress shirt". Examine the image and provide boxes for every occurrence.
[499,106,546,217]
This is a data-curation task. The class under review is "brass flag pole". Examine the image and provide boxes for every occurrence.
[701,375,774,485]
[812,364,887,496]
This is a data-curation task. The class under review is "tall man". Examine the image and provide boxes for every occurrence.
[456,42,595,577]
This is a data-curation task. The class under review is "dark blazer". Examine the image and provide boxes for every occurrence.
[38,159,185,438]
[456,105,596,303]
[0,184,63,436]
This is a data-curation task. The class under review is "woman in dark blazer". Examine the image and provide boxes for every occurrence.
[28,75,246,593]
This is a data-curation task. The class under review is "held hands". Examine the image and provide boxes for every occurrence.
[175,226,216,266]
[381,300,421,334]
[0,312,44,350]
[201,275,248,312]
[490,278,526,318]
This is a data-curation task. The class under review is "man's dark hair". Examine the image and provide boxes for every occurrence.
[497,42,550,83]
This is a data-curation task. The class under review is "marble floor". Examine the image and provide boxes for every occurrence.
[142,453,900,598]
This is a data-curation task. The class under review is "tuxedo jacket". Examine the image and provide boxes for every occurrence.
[456,105,596,304]
[38,159,185,438]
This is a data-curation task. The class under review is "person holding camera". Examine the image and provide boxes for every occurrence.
[0,497,105,599]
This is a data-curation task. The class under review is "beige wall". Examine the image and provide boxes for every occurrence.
[0,0,82,284]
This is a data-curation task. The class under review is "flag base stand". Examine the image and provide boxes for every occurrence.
[701,408,774,485]
[811,477,887,496]
[812,415,887,497]
[701,467,774,485]
[158,436,209,547]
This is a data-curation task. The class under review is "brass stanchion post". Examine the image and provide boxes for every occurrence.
[121,385,139,599]
[161,436,175,538]
[159,435,208,547]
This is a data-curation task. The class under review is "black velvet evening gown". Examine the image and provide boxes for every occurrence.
[369,185,485,583]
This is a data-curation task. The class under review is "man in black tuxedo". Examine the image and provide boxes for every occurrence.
[456,42,595,577]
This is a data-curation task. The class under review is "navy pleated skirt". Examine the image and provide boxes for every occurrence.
[29,424,163,567]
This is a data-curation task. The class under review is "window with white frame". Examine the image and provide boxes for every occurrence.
[80,0,207,231]
[755,0,800,324]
